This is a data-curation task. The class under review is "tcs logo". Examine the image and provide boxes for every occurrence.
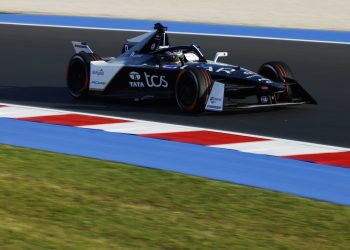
[144,73,168,88]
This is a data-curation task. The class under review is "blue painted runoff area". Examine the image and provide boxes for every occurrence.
[1,118,350,206]
[1,14,350,44]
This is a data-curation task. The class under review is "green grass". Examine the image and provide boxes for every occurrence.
[0,145,350,249]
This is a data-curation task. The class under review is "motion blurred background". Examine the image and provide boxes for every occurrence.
[1,0,350,31]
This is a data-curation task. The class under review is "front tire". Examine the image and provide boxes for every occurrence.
[258,61,294,103]
[175,67,212,113]
[66,52,102,99]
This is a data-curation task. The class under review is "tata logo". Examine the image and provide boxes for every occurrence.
[129,71,144,87]
[92,69,104,76]
[129,71,141,81]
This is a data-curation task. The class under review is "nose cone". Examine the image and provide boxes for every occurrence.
[259,82,285,95]
[266,81,286,92]
[275,83,286,91]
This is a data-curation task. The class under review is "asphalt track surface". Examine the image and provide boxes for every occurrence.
[0,24,349,147]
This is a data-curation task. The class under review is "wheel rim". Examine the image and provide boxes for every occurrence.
[67,58,88,97]
[176,71,198,109]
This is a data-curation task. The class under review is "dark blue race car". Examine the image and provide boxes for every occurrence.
[67,23,317,113]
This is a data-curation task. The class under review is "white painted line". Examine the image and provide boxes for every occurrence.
[212,140,345,156]
[81,121,198,134]
[1,22,349,45]
[0,106,63,118]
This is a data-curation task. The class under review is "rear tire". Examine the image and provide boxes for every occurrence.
[66,52,102,99]
[175,67,212,113]
[258,61,293,103]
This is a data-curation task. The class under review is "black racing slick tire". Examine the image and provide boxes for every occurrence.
[66,52,102,99]
[258,61,293,103]
[175,67,212,113]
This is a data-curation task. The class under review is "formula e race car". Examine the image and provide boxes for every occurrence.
[66,23,317,113]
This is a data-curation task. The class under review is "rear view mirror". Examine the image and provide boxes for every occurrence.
[214,52,228,63]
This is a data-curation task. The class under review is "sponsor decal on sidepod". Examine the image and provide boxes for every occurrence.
[129,71,144,87]
[129,71,168,88]
[92,69,104,76]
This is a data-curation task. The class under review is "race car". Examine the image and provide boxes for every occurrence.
[66,23,317,113]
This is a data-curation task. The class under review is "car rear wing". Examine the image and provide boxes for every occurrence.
[72,41,94,54]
